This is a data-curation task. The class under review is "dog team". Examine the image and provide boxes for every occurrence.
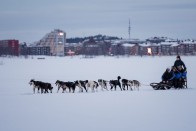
[29,76,140,94]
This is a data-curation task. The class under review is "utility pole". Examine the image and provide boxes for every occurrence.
[128,18,131,40]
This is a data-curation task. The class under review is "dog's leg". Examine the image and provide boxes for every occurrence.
[84,86,87,92]
[130,84,133,91]
[33,87,35,94]
[110,85,113,90]
[41,88,43,94]
[37,87,40,93]
[105,83,108,91]
[92,86,95,92]
[72,87,75,93]
[122,84,125,90]
[62,87,65,93]
[119,84,122,91]
[101,84,104,91]
[57,86,60,93]
[114,85,117,91]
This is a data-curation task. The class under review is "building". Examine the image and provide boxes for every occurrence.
[64,43,83,56]
[82,38,101,55]
[28,46,50,56]
[77,38,196,56]
[181,40,196,55]
[19,43,28,56]
[122,43,137,55]
[109,39,145,56]
[110,43,124,55]
[168,43,179,55]
[0,40,19,56]
[96,41,111,55]
[138,43,160,55]
[160,42,178,55]
[36,29,66,56]
[19,42,51,56]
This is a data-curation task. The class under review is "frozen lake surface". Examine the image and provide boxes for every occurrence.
[0,56,196,131]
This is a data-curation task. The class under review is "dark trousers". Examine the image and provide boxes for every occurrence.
[173,78,183,89]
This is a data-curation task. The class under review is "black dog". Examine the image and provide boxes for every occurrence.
[122,79,133,90]
[55,80,76,93]
[29,79,53,93]
[109,76,122,91]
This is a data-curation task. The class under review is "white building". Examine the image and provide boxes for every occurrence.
[37,29,66,56]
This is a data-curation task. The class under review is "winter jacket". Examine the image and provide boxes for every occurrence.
[162,70,174,81]
[170,71,182,80]
[182,71,187,78]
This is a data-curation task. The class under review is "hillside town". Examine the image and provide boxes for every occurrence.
[0,29,196,57]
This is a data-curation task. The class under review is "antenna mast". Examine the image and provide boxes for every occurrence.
[128,18,131,40]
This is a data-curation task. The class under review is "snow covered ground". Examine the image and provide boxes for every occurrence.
[0,56,196,131]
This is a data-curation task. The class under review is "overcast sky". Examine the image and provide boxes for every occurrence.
[0,0,196,43]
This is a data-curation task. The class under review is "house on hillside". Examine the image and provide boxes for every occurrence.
[64,43,83,56]
[160,42,178,55]
[181,40,196,55]
[82,38,100,55]
[122,43,137,55]
[110,41,124,55]
[169,43,179,55]
[138,43,160,55]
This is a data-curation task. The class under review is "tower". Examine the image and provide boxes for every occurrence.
[128,18,131,40]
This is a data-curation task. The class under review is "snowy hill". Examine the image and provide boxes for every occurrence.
[0,56,196,131]
[67,34,120,43]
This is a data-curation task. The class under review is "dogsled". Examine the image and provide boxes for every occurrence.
[150,63,187,90]
[150,77,187,90]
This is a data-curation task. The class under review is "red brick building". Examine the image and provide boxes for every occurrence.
[0,40,19,56]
